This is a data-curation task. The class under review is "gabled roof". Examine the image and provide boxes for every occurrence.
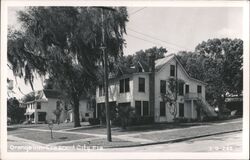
[155,54,207,85]
[22,89,87,103]
[106,53,206,85]
[21,89,62,103]
[118,65,137,74]
[138,59,149,72]
[43,90,62,99]
[155,54,175,71]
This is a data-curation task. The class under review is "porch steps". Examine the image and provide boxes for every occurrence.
[195,97,217,117]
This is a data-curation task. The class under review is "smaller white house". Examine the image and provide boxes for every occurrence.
[21,89,94,124]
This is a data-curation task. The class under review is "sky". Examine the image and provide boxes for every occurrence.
[7,6,243,99]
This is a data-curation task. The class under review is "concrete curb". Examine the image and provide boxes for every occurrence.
[106,129,242,149]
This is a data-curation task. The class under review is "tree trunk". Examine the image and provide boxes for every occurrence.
[73,97,81,127]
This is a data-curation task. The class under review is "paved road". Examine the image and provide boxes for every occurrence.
[105,131,242,152]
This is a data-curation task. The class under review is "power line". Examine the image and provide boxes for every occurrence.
[127,34,180,52]
[128,27,192,51]
[130,7,146,16]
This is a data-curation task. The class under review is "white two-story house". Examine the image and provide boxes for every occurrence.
[22,89,94,123]
[96,54,216,123]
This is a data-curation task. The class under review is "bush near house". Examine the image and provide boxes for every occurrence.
[202,116,219,122]
[173,117,189,123]
[88,118,100,125]
[130,116,154,125]
[7,97,26,124]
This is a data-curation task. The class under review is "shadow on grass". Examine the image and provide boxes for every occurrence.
[71,123,205,135]
[7,127,18,131]
[115,123,203,133]
[58,137,68,140]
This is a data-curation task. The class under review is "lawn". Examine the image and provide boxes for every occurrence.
[133,120,242,142]
[14,130,94,144]
[8,122,92,131]
[61,138,141,149]
[70,122,205,136]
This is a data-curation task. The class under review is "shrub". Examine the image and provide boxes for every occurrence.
[202,116,219,122]
[88,118,100,125]
[7,97,26,124]
[130,116,154,125]
[173,117,188,123]
[189,118,198,122]
[112,117,121,126]
[81,118,85,122]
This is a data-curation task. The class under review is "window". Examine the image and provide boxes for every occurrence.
[119,79,124,93]
[138,66,143,72]
[179,83,184,96]
[125,78,130,92]
[120,78,130,93]
[143,101,149,116]
[160,80,166,94]
[185,85,189,94]
[37,102,41,109]
[170,65,175,77]
[99,85,105,97]
[138,77,145,92]
[135,101,141,116]
[197,85,202,94]
[160,102,166,116]
[85,113,89,117]
[179,103,184,117]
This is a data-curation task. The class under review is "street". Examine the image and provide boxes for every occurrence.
[106,131,242,152]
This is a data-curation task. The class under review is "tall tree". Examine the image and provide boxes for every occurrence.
[195,38,243,96]
[8,7,128,127]
[177,38,243,113]
[133,46,167,64]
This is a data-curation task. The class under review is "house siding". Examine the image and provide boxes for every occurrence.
[24,90,93,123]
[132,74,150,108]
[95,55,207,122]
[155,58,205,122]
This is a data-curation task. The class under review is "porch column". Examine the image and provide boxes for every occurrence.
[95,104,98,118]
[191,100,194,118]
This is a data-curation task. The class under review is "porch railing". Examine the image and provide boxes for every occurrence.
[184,92,202,100]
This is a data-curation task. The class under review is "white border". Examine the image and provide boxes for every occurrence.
[1,0,249,160]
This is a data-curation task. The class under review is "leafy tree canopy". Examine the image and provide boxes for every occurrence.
[8,7,128,127]
[177,38,243,109]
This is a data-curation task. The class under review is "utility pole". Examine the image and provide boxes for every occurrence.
[100,8,112,142]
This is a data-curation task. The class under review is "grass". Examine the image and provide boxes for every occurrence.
[133,120,242,142]
[8,122,94,131]
[14,130,94,144]
[61,138,141,148]
[71,122,207,136]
